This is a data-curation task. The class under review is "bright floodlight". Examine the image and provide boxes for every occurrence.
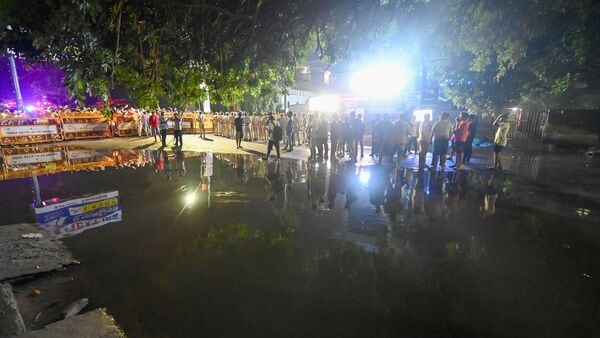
[351,63,408,98]
[25,104,36,113]
[309,95,340,112]
[413,109,433,122]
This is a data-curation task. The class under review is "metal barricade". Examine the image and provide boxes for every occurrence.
[60,111,112,140]
[0,117,63,145]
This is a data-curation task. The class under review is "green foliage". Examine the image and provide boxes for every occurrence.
[1,0,420,109]
[430,0,600,112]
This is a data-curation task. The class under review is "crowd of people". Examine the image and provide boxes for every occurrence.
[1,105,510,171]
[212,110,510,171]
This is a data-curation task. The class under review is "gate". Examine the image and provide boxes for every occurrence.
[509,111,547,140]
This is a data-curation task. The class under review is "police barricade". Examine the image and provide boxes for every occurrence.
[60,111,112,140]
[182,113,196,134]
[65,146,116,171]
[1,145,69,179]
[203,114,215,134]
[0,117,63,146]
[113,112,139,137]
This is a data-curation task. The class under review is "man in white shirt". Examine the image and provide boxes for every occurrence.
[492,114,510,170]
[430,112,453,170]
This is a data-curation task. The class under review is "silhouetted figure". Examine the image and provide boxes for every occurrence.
[368,165,389,213]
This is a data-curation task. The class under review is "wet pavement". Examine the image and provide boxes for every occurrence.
[1,146,599,337]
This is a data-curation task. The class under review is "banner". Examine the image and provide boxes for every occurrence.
[34,191,122,238]
[1,145,68,178]
[63,123,109,133]
[60,113,112,139]
[0,118,63,145]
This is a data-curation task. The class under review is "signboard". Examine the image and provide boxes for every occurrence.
[60,113,112,140]
[34,191,122,238]
[1,146,67,178]
[63,123,109,133]
[0,118,63,145]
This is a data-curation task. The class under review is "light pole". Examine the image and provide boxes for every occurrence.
[7,51,24,110]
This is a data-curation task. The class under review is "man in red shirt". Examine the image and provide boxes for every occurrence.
[149,111,160,142]
[451,112,471,169]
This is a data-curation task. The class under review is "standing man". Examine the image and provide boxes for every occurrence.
[430,112,453,170]
[356,113,366,158]
[464,114,478,164]
[330,113,340,161]
[408,115,418,154]
[285,111,294,152]
[234,112,244,149]
[136,109,144,137]
[264,114,282,160]
[451,112,471,170]
[244,112,253,141]
[173,111,183,148]
[159,111,169,147]
[142,110,150,136]
[391,113,411,161]
[417,113,434,170]
[292,113,300,146]
[198,111,206,139]
[319,113,329,160]
[149,111,160,142]
[492,113,510,170]
[299,113,307,145]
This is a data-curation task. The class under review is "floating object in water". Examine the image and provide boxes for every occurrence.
[62,298,89,318]
[21,233,43,239]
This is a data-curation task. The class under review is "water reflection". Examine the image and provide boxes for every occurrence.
[0,147,599,337]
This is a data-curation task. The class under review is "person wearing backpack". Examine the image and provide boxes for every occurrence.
[264,114,282,160]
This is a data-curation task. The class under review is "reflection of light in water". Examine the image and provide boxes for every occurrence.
[185,193,197,206]
[359,170,370,186]
[576,208,591,217]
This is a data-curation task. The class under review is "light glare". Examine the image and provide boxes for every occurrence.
[351,63,408,98]
[309,95,340,112]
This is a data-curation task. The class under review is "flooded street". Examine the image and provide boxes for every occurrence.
[1,147,599,337]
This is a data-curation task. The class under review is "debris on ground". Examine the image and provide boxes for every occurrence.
[62,298,89,318]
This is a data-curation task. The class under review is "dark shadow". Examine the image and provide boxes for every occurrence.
[134,142,156,150]
[244,149,267,157]
[202,137,214,142]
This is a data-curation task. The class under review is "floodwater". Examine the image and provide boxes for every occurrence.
[1,147,599,337]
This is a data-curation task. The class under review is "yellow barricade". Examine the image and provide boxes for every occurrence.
[60,111,112,140]
[1,145,69,179]
[0,117,63,146]
[113,112,139,137]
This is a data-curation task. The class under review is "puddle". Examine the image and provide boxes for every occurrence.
[1,146,599,337]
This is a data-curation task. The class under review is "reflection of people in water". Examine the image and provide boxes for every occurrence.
[368,165,389,213]
[153,150,164,173]
[327,162,339,209]
[411,171,426,215]
[236,156,245,183]
[266,161,284,202]
[446,171,460,215]
[285,162,294,191]
[162,150,172,181]
[175,149,186,177]
[384,168,404,220]
[344,163,359,209]
[481,174,499,218]
[307,162,326,209]
[424,170,448,222]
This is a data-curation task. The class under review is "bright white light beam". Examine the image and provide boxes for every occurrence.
[350,63,408,98]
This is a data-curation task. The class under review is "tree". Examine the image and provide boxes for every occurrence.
[429,0,600,113]
[0,0,419,109]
